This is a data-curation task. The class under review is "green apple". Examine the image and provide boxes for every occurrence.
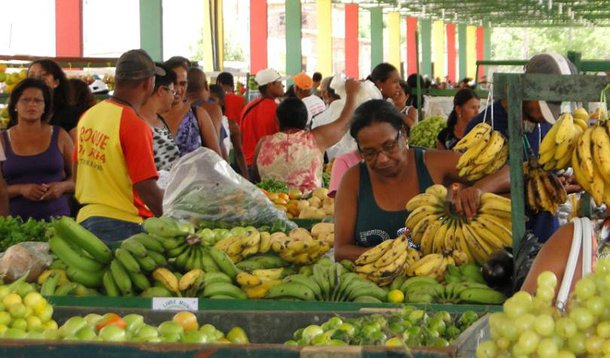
[58,316,88,338]
[41,329,59,340]
[0,286,10,300]
[99,325,126,342]
[76,325,97,341]
[83,314,103,327]
[301,325,324,343]
[181,330,209,344]
[311,333,330,345]
[3,328,27,339]
[135,324,159,340]
[158,321,184,336]
[123,314,144,333]
[226,326,249,344]
[8,303,26,319]
[199,323,216,336]
[0,311,11,326]
[25,316,42,332]
[36,304,54,323]
[160,332,181,343]
[25,331,45,340]
[23,292,45,309]
[10,318,27,331]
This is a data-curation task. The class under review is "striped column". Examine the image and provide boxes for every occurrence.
[476,26,485,80]
[432,20,445,80]
[458,24,467,81]
[216,0,224,71]
[466,25,477,79]
[316,0,332,76]
[56,0,83,57]
[406,17,418,76]
[446,23,456,83]
[250,0,268,73]
[201,0,214,69]
[370,7,383,69]
[388,12,401,72]
[344,3,359,78]
[419,18,432,77]
[286,0,302,77]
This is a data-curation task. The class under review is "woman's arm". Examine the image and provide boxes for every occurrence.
[436,141,446,150]
[195,106,222,156]
[228,120,249,179]
[333,165,369,262]
[201,103,227,159]
[251,137,267,183]
[311,79,360,151]
[0,167,8,216]
[404,107,417,129]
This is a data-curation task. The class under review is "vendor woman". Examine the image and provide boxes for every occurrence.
[334,100,510,262]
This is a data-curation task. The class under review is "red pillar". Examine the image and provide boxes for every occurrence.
[250,0,268,73]
[476,26,485,80]
[446,23,456,84]
[406,17,418,76]
[55,0,83,57]
[345,4,359,79]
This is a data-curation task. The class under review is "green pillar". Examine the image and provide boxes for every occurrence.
[458,24,467,81]
[286,0,302,78]
[139,0,163,61]
[419,18,432,77]
[370,7,383,69]
[484,26,491,61]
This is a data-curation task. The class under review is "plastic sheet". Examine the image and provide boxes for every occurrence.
[0,242,52,282]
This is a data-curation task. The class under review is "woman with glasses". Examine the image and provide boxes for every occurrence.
[334,100,509,262]
[251,79,360,194]
[140,63,181,172]
[0,79,74,220]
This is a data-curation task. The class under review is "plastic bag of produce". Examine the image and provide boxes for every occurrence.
[0,242,53,282]
[163,147,296,230]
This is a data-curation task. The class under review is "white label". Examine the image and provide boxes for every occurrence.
[152,297,199,311]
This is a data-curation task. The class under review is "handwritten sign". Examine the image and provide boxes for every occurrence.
[152,297,198,311]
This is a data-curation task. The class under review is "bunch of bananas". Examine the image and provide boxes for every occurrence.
[524,157,567,214]
[235,254,289,271]
[310,222,334,246]
[48,217,113,291]
[38,267,100,297]
[453,122,508,181]
[405,185,512,264]
[268,228,331,265]
[264,259,387,303]
[404,250,469,280]
[354,236,418,286]
[538,112,587,170]
[214,230,270,263]
[236,270,283,298]
[572,119,610,206]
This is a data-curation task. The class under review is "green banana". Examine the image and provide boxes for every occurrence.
[167,243,189,258]
[390,276,408,291]
[353,295,383,303]
[140,286,173,298]
[235,254,288,271]
[459,287,505,304]
[208,247,241,280]
[208,294,236,299]
[405,292,435,304]
[335,272,360,302]
[53,216,113,264]
[200,250,220,272]
[41,272,60,296]
[129,233,165,253]
[202,272,232,286]
[348,284,387,302]
[400,276,440,292]
[326,263,337,299]
[146,250,168,267]
[50,260,68,270]
[142,217,188,238]
[265,282,316,301]
[312,263,330,300]
[54,282,78,296]
[102,270,120,297]
[110,259,133,296]
[459,264,485,284]
[283,274,322,300]
[154,236,183,250]
[115,248,141,273]
[48,235,103,272]
[121,239,148,258]
[202,282,247,299]
[66,266,103,288]
[128,270,151,292]
[134,255,157,272]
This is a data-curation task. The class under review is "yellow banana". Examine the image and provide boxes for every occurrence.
[590,167,605,206]
[576,127,594,179]
[572,146,592,192]
[240,231,262,257]
[420,218,444,255]
[479,192,511,213]
[482,144,508,176]
[475,215,512,247]
[178,269,204,292]
[412,253,444,277]
[252,268,284,281]
[554,113,574,144]
[454,223,474,264]
[474,130,506,165]
[432,220,451,253]
[591,124,610,181]
[152,268,180,294]
[574,117,588,132]
[457,131,491,169]
[425,184,448,200]
[258,232,272,253]
[355,238,393,265]
[405,193,444,212]
[460,223,491,264]
[405,204,445,231]
[453,122,492,152]
[374,237,407,267]
[236,271,263,288]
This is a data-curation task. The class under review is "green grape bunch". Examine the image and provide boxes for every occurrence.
[408,116,447,149]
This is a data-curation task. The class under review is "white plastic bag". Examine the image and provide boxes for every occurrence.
[163,147,296,230]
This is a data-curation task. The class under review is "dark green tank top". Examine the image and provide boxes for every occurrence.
[355,148,434,247]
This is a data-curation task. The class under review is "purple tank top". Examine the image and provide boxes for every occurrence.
[174,108,203,156]
[2,126,70,220]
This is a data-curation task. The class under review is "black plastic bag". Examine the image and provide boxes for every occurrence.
[512,231,543,293]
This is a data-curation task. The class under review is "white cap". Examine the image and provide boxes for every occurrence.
[255,68,285,86]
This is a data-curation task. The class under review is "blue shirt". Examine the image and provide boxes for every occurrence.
[465,101,559,243]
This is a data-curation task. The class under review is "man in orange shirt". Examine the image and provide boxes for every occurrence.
[240,68,284,179]
[75,49,165,242]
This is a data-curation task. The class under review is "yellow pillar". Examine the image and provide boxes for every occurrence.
[216,0,224,70]
[388,12,401,72]
[432,20,445,81]
[466,25,477,79]
[316,0,332,76]
[201,0,214,70]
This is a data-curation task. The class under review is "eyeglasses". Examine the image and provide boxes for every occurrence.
[358,131,403,161]
[18,97,45,105]
[161,86,177,96]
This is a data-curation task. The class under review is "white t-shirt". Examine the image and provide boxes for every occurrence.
[311,99,357,160]
[302,94,326,126]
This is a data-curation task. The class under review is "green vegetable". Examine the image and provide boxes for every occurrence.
[256,179,289,194]
[0,216,50,253]
[408,116,447,148]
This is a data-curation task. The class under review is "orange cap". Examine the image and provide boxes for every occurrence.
[292,72,313,90]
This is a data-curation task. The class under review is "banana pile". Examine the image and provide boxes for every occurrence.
[539,112,587,170]
[48,217,113,290]
[236,269,283,298]
[264,188,335,219]
[38,267,100,297]
[310,222,334,246]
[405,185,512,264]
[145,267,247,300]
[214,230,269,263]
[354,236,418,286]
[404,250,469,280]
[394,265,504,305]
[453,122,508,181]
[524,157,567,214]
[267,228,331,265]
[264,258,387,303]
[572,119,610,206]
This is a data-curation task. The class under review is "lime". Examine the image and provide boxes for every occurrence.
[387,289,405,303]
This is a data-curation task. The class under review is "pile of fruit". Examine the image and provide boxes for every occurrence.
[261,187,334,219]
[284,307,481,347]
[524,156,567,214]
[453,122,508,181]
[0,65,27,94]
[408,115,447,148]
[477,257,610,357]
[539,111,587,171]
[405,184,512,264]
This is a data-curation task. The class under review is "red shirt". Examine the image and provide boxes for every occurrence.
[240,98,279,166]
[224,93,246,124]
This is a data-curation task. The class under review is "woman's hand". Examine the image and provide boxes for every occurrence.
[344,78,360,97]
[21,184,48,201]
[40,182,66,201]
[449,183,482,220]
